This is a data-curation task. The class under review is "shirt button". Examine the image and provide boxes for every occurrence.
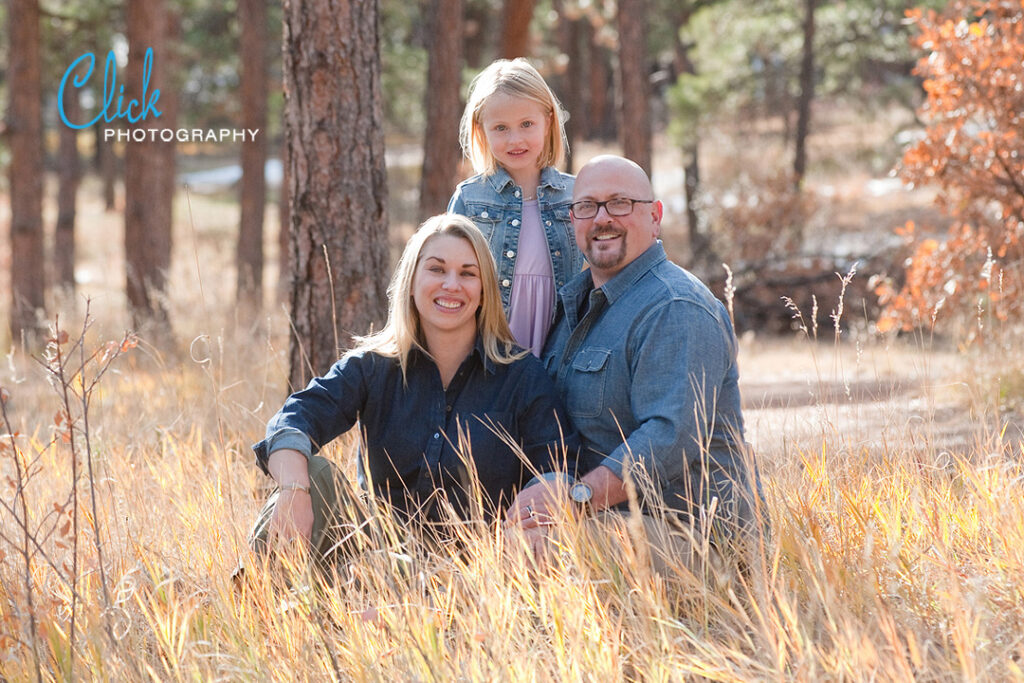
[502,279,511,287]
[433,432,440,439]
[511,219,520,226]
[446,405,452,412]
[554,250,561,256]
[506,250,515,258]
[481,211,489,218]
[514,190,521,197]
[545,221,552,226]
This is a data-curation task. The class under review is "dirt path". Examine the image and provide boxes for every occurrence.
[738,336,1021,463]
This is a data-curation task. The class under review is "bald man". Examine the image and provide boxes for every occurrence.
[508,155,760,573]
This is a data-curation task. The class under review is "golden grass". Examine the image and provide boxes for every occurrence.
[2,169,1024,681]
[3,322,1023,682]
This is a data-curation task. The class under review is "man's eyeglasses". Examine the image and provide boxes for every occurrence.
[569,198,654,220]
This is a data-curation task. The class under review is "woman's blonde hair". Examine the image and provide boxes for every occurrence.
[459,58,567,176]
[355,214,524,376]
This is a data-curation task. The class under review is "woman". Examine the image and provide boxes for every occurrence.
[246,214,577,567]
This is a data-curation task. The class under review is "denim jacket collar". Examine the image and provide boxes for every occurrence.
[484,166,570,195]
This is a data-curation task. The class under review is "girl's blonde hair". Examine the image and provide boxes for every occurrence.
[459,58,567,176]
[355,214,524,376]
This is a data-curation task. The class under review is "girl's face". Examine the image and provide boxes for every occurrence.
[412,235,482,344]
[478,92,549,178]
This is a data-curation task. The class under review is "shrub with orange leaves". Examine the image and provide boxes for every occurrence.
[876,1,1024,336]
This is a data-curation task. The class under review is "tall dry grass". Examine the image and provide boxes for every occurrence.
[1,184,1023,681]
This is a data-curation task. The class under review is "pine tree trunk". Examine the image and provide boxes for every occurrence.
[97,120,117,210]
[8,0,45,344]
[283,0,390,389]
[277,144,290,302]
[419,0,463,221]
[586,21,612,141]
[237,0,268,313]
[500,0,535,59]
[616,0,652,175]
[56,85,81,296]
[124,0,175,332]
[670,5,713,272]
[555,0,583,172]
[793,0,815,190]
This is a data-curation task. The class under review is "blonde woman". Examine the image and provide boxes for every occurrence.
[246,214,577,566]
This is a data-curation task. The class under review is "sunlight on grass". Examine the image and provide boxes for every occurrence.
[2,192,1024,680]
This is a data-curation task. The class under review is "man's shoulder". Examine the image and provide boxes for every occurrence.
[634,259,725,320]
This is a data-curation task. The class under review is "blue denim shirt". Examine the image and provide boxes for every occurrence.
[253,340,579,522]
[543,242,757,534]
[447,166,583,311]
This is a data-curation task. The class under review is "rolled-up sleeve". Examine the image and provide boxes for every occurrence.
[598,299,734,493]
[252,353,370,475]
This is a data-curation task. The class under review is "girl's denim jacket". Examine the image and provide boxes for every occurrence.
[447,166,584,312]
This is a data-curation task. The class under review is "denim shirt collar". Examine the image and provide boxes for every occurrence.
[599,241,668,305]
[409,334,496,375]
[560,240,668,317]
[484,165,569,195]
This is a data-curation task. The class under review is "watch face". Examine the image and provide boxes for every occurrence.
[569,482,593,505]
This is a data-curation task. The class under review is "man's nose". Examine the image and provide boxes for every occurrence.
[594,203,614,222]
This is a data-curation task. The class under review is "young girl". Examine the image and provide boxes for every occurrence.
[448,58,583,356]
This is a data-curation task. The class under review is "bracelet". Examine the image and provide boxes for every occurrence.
[279,482,310,493]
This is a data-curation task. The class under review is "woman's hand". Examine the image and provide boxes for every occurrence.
[267,448,314,549]
[269,488,314,548]
[505,481,565,531]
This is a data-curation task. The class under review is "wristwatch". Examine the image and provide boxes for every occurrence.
[568,480,594,513]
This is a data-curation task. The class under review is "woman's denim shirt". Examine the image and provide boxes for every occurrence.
[447,166,583,312]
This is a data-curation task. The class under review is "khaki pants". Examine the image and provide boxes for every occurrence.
[237,456,377,579]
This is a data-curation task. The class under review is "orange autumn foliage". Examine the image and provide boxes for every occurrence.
[876,1,1024,335]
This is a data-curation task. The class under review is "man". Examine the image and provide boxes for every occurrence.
[508,155,760,572]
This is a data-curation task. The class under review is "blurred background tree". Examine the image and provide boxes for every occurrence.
[1,0,1018,355]
[876,0,1024,339]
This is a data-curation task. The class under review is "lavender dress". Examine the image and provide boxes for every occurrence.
[507,199,555,357]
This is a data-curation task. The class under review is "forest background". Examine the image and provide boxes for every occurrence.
[2,0,1024,680]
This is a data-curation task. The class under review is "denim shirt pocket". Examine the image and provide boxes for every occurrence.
[567,347,611,418]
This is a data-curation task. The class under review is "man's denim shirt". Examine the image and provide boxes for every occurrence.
[253,340,579,522]
[543,242,757,533]
[448,166,583,311]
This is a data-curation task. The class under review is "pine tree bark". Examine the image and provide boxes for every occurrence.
[499,0,535,58]
[277,141,291,302]
[554,0,583,172]
[237,0,269,313]
[670,4,714,272]
[97,121,117,210]
[793,0,815,190]
[283,0,390,388]
[124,0,176,332]
[419,0,464,221]
[586,21,612,140]
[616,0,652,175]
[56,85,81,296]
[8,0,45,343]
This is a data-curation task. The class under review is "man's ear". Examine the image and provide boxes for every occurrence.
[652,200,664,237]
